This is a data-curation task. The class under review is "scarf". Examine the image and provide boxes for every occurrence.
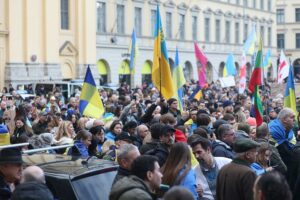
[269,119,296,149]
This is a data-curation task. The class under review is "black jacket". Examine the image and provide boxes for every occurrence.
[0,174,11,200]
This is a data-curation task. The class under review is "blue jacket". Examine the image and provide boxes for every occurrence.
[68,140,89,158]
[177,168,198,200]
[105,132,116,141]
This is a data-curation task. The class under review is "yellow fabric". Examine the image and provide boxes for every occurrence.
[119,61,131,74]
[142,62,152,74]
[0,133,10,145]
[97,60,108,75]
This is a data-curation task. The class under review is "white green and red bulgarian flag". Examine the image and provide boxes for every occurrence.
[249,37,263,126]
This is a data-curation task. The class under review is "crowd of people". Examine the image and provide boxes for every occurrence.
[0,80,299,200]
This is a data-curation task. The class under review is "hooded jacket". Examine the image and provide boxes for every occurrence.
[212,140,235,159]
[109,175,156,200]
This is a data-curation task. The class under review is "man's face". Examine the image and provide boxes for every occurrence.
[222,128,236,146]
[138,125,150,139]
[0,101,6,109]
[282,113,295,130]
[190,111,198,122]
[148,162,163,191]
[122,149,140,170]
[0,164,23,183]
[160,132,175,146]
[246,148,258,163]
[269,110,277,119]
[192,143,211,164]
[170,101,178,110]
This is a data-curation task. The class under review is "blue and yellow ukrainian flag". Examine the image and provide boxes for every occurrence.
[263,49,272,69]
[129,29,138,73]
[243,26,257,55]
[79,66,104,118]
[152,5,175,100]
[189,85,203,101]
[284,64,297,117]
[172,48,186,111]
[223,53,236,77]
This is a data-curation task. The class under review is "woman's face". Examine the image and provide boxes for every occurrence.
[82,136,92,147]
[96,131,105,142]
[113,124,122,135]
[71,114,77,123]
[67,123,75,137]
[15,120,24,128]
[258,150,272,165]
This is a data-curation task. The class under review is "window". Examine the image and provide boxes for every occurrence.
[166,12,172,39]
[267,0,272,11]
[236,0,240,5]
[134,7,142,36]
[244,23,248,42]
[215,19,221,43]
[296,8,300,22]
[277,9,285,24]
[117,5,125,34]
[225,21,231,43]
[260,0,264,10]
[243,0,248,7]
[296,33,300,48]
[235,22,240,44]
[179,14,185,40]
[277,33,285,49]
[151,10,157,36]
[61,0,69,29]
[260,26,264,43]
[97,2,106,33]
[253,0,256,8]
[268,27,272,46]
[205,18,210,42]
[192,16,197,41]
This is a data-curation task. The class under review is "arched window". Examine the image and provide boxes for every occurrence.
[219,62,225,77]
[97,59,110,85]
[206,61,213,83]
[184,61,193,82]
[119,60,131,86]
[246,62,252,80]
[142,61,152,85]
[293,58,300,82]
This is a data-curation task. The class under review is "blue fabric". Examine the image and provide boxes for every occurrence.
[189,123,197,136]
[269,119,295,149]
[105,132,116,141]
[250,163,266,176]
[0,125,8,134]
[73,140,89,158]
[178,168,198,200]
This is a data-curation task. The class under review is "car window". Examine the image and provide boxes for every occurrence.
[72,171,117,200]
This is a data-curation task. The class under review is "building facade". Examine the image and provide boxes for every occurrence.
[276,0,300,80]
[0,0,277,90]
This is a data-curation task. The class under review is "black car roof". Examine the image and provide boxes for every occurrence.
[23,154,118,179]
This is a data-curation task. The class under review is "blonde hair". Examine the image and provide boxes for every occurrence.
[55,121,73,141]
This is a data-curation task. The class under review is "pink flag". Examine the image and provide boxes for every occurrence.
[194,42,208,88]
[278,50,289,84]
[239,52,247,94]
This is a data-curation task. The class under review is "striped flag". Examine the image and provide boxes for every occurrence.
[79,66,105,118]
[129,29,138,73]
[152,5,175,99]
[172,48,186,111]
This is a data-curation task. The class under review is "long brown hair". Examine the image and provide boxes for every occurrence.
[161,142,191,186]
